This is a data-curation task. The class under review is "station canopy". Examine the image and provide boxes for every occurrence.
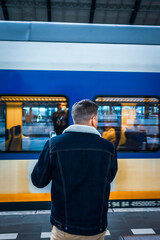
[0,0,160,25]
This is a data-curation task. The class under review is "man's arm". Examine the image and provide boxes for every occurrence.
[110,145,118,183]
[31,140,53,188]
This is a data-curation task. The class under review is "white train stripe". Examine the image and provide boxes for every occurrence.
[131,228,155,235]
[41,232,51,238]
[105,230,111,235]
[0,42,160,72]
[0,233,18,239]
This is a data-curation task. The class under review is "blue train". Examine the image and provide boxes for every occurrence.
[0,21,160,210]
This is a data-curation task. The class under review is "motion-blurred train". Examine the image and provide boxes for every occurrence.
[0,21,160,210]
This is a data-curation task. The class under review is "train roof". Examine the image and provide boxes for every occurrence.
[0,21,160,45]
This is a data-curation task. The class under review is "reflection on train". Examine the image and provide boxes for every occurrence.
[51,103,68,135]
[0,96,68,151]
[1,96,159,152]
[96,97,159,151]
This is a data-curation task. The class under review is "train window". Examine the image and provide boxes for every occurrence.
[0,102,5,151]
[0,96,68,152]
[95,97,160,152]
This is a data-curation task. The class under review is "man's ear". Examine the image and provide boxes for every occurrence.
[91,115,97,128]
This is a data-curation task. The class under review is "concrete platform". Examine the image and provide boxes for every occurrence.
[0,208,160,240]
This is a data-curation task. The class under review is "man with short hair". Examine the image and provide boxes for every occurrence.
[31,99,118,240]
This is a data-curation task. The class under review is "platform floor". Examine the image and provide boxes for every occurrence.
[0,208,160,240]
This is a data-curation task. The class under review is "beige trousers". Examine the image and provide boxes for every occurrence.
[50,226,106,240]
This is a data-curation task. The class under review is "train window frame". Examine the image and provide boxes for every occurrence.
[94,95,160,152]
[0,94,69,153]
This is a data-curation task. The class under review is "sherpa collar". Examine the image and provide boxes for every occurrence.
[63,124,101,137]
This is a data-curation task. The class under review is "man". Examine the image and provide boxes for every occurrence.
[31,99,118,240]
[51,103,68,135]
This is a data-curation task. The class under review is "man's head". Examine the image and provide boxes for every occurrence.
[71,99,98,128]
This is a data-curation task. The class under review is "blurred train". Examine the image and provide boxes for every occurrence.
[0,21,160,210]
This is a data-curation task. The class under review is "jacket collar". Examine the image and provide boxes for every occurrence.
[63,124,101,137]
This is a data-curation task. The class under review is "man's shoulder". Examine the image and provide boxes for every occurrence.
[97,135,115,151]
[50,132,115,152]
[50,133,66,144]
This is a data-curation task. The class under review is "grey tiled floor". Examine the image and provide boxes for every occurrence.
[0,209,160,240]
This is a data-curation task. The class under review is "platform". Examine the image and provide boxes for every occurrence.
[0,208,160,240]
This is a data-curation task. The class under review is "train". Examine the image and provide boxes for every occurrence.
[0,21,160,210]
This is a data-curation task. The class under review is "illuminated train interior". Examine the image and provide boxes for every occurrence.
[0,96,159,152]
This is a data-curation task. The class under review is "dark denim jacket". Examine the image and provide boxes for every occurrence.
[31,125,117,236]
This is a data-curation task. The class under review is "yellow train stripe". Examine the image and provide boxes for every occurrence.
[110,191,160,200]
[0,193,51,202]
[0,191,160,203]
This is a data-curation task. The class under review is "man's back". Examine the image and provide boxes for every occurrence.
[32,126,117,236]
[31,99,117,239]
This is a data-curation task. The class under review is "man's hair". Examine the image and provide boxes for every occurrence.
[72,99,98,124]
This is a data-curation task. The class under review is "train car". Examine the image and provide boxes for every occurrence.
[0,21,160,210]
